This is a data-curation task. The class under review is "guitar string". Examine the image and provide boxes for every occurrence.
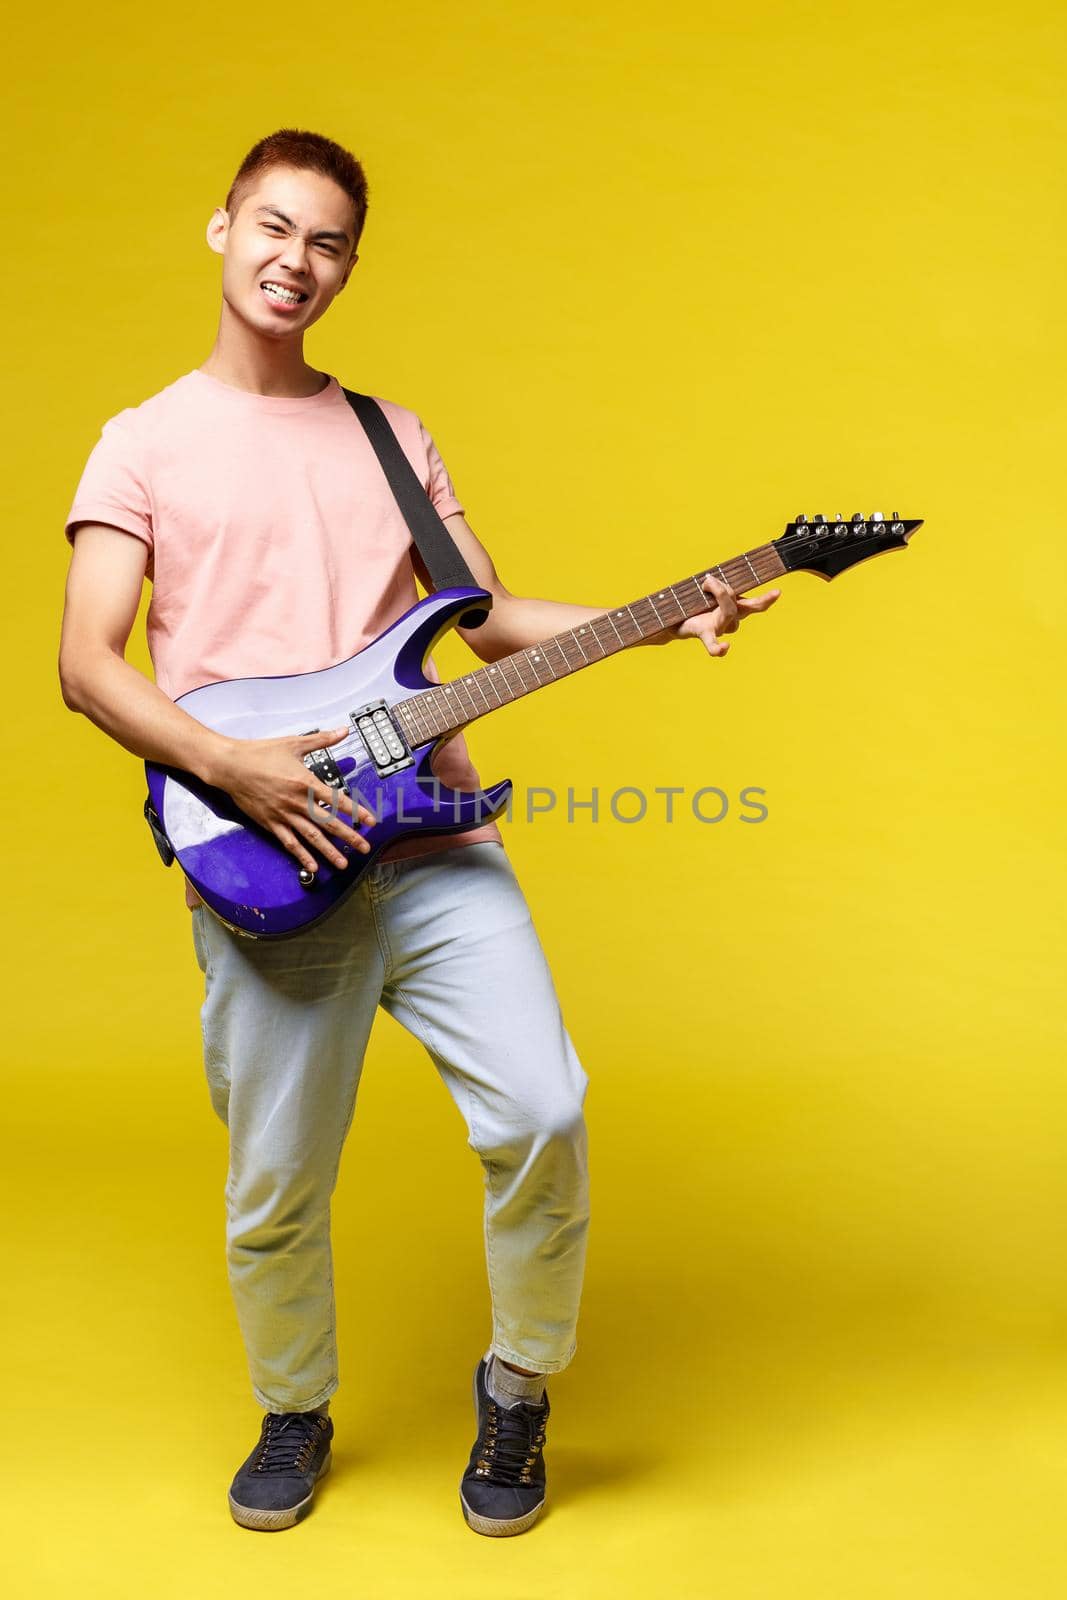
[390,527,907,729]
[317,525,912,771]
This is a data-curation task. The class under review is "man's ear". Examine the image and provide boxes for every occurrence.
[206,206,229,257]
[339,252,359,292]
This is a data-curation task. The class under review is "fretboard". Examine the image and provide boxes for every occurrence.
[393,541,786,748]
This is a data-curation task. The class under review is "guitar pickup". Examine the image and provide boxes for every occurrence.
[349,700,413,776]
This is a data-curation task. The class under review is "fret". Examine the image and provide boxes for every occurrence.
[440,683,461,719]
[483,664,506,706]
[506,652,535,693]
[618,606,641,643]
[457,681,482,720]
[424,685,448,721]
[537,643,563,681]
[401,698,424,742]
[420,693,442,733]
[465,671,494,713]
[491,659,516,700]
[522,647,553,686]
[403,698,430,743]
[631,597,664,634]
[687,575,711,617]
[548,636,571,675]
[653,588,685,627]
[602,611,626,647]
[392,704,414,745]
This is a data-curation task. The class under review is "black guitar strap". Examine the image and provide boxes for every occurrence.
[342,388,491,630]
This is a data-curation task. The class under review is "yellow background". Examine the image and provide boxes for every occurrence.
[5,1,1066,1594]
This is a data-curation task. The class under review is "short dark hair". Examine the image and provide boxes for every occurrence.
[225,128,369,249]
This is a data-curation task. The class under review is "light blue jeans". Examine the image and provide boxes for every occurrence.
[190,841,590,1413]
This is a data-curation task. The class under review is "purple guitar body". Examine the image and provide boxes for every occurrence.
[145,587,509,939]
[144,513,922,940]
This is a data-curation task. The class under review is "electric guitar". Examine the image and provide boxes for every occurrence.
[144,512,921,938]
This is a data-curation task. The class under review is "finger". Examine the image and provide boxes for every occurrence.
[305,794,373,853]
[343,796,378,827]
[299,724,348,752]
[331,793,377,828]
[324,813,373,854]
[294,817,351,870]
[701,574,739,631]
[309,779,377,827]
[274,823,323,875]
[739,589,781,613]
[701,573,737,605]
[311,778,354,815]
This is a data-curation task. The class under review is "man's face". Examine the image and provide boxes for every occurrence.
[208,165,359,337]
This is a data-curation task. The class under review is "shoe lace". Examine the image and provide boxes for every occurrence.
[252,1411,327,1476]
[475,1396,550,1487]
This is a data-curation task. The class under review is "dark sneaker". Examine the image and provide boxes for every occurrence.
[228,1409,334,1531]
[460,1357,550,1537]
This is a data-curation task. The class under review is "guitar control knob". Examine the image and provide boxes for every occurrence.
[299,867,317,888]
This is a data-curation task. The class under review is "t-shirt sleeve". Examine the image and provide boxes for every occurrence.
[417,417,465,521]
[63,412,154,552]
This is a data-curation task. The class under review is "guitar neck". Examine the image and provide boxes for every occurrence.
[393,540,787,747]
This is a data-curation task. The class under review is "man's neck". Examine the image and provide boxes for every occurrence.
[199,317,329,399]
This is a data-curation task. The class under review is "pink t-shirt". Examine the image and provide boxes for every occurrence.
[64,368,503,903]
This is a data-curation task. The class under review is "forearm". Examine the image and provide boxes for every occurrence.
[60,650,232,785]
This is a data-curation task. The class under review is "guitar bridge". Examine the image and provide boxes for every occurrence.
[349,699,413,776]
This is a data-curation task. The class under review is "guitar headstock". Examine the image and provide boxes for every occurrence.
[773,513,922,580]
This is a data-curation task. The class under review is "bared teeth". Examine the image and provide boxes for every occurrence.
[261,282,304,304]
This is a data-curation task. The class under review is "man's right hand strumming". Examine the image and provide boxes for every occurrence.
[208,725,377,876]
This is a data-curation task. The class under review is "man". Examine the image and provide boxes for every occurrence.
[58,128,780,1537]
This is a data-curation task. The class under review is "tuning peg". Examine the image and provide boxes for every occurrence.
[891,511,898,521]
[835,512,843,521]
[814,513,825,524]
[796,514,807,523]
[872,510,884,521]
[852,513,864,522]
